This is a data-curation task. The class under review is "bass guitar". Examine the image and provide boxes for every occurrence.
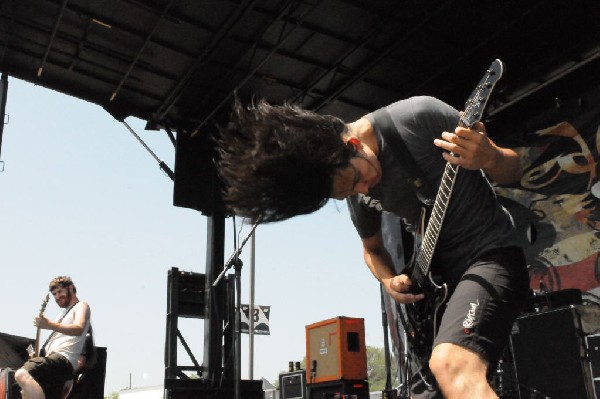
[401,59,505,361]
[27,293,50,358]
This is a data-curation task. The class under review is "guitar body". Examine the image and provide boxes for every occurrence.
[402,280,449,361]
[402,208,449,361]
[395,60,504,363]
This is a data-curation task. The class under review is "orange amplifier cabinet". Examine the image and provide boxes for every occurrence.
[305,316,367,383]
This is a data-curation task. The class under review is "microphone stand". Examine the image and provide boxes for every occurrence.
[234,258,242,399]
[213,220,260,287]
[380,285,398,399]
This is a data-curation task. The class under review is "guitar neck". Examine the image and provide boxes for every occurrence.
[413,60,504,277]
[34,293,50,357]
[417,116,469,271]
[416,161,460,273]
[34,327,42,356]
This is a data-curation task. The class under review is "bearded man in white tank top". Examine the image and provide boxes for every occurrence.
[15,276,91,399]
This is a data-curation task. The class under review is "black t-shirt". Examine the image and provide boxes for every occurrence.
[347,96,519,281]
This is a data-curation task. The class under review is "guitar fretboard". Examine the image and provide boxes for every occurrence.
[416,161,459,272]
[414,61,503,276]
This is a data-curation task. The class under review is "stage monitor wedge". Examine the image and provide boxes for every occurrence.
[510,305,595,399]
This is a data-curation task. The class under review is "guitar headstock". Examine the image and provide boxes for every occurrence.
[39,293,50,317]
[461,59,504,127]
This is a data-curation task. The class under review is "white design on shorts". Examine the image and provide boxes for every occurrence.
[462,299,480,329]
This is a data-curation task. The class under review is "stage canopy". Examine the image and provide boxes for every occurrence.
[1,0,599,213]
[0,0,598,133]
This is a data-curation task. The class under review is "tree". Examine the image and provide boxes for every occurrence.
[366,345,398,392]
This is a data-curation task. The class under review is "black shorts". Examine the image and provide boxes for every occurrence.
[433,246,530,364]
[22,353,73,399]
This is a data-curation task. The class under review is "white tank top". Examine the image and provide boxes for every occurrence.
[46,302,90,368]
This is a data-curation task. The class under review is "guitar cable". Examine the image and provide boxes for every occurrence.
[395,303,434,395]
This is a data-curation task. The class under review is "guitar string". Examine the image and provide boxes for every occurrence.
[416,67,498,274]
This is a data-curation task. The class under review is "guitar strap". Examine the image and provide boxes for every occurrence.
[39,301,80,356]
[370,107,435,207]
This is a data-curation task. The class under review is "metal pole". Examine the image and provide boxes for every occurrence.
[0,73,9,165]
[380,285,394,396]
[249,231,256,379]
[234,261,242,399]
[203,213,226,385]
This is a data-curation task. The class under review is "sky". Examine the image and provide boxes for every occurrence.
[0,77,386,394]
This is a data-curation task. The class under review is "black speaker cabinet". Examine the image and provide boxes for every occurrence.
[306,379,369,399]
[279,371,306,399]
[173,128,224,215]
[510,305,594,399]
[69,347,107,399]
[586,333,600,399]
[164,378,263,399]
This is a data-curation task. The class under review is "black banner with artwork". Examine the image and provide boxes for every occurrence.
[494,84,600,303]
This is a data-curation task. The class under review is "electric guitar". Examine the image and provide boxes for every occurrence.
[27,293,50,357]
[401,59,505,360]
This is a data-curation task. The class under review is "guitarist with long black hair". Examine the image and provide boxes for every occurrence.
[15,276,92,399]
[216,61,530,399]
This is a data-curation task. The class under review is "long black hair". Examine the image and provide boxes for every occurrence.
[217,99,353,223]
